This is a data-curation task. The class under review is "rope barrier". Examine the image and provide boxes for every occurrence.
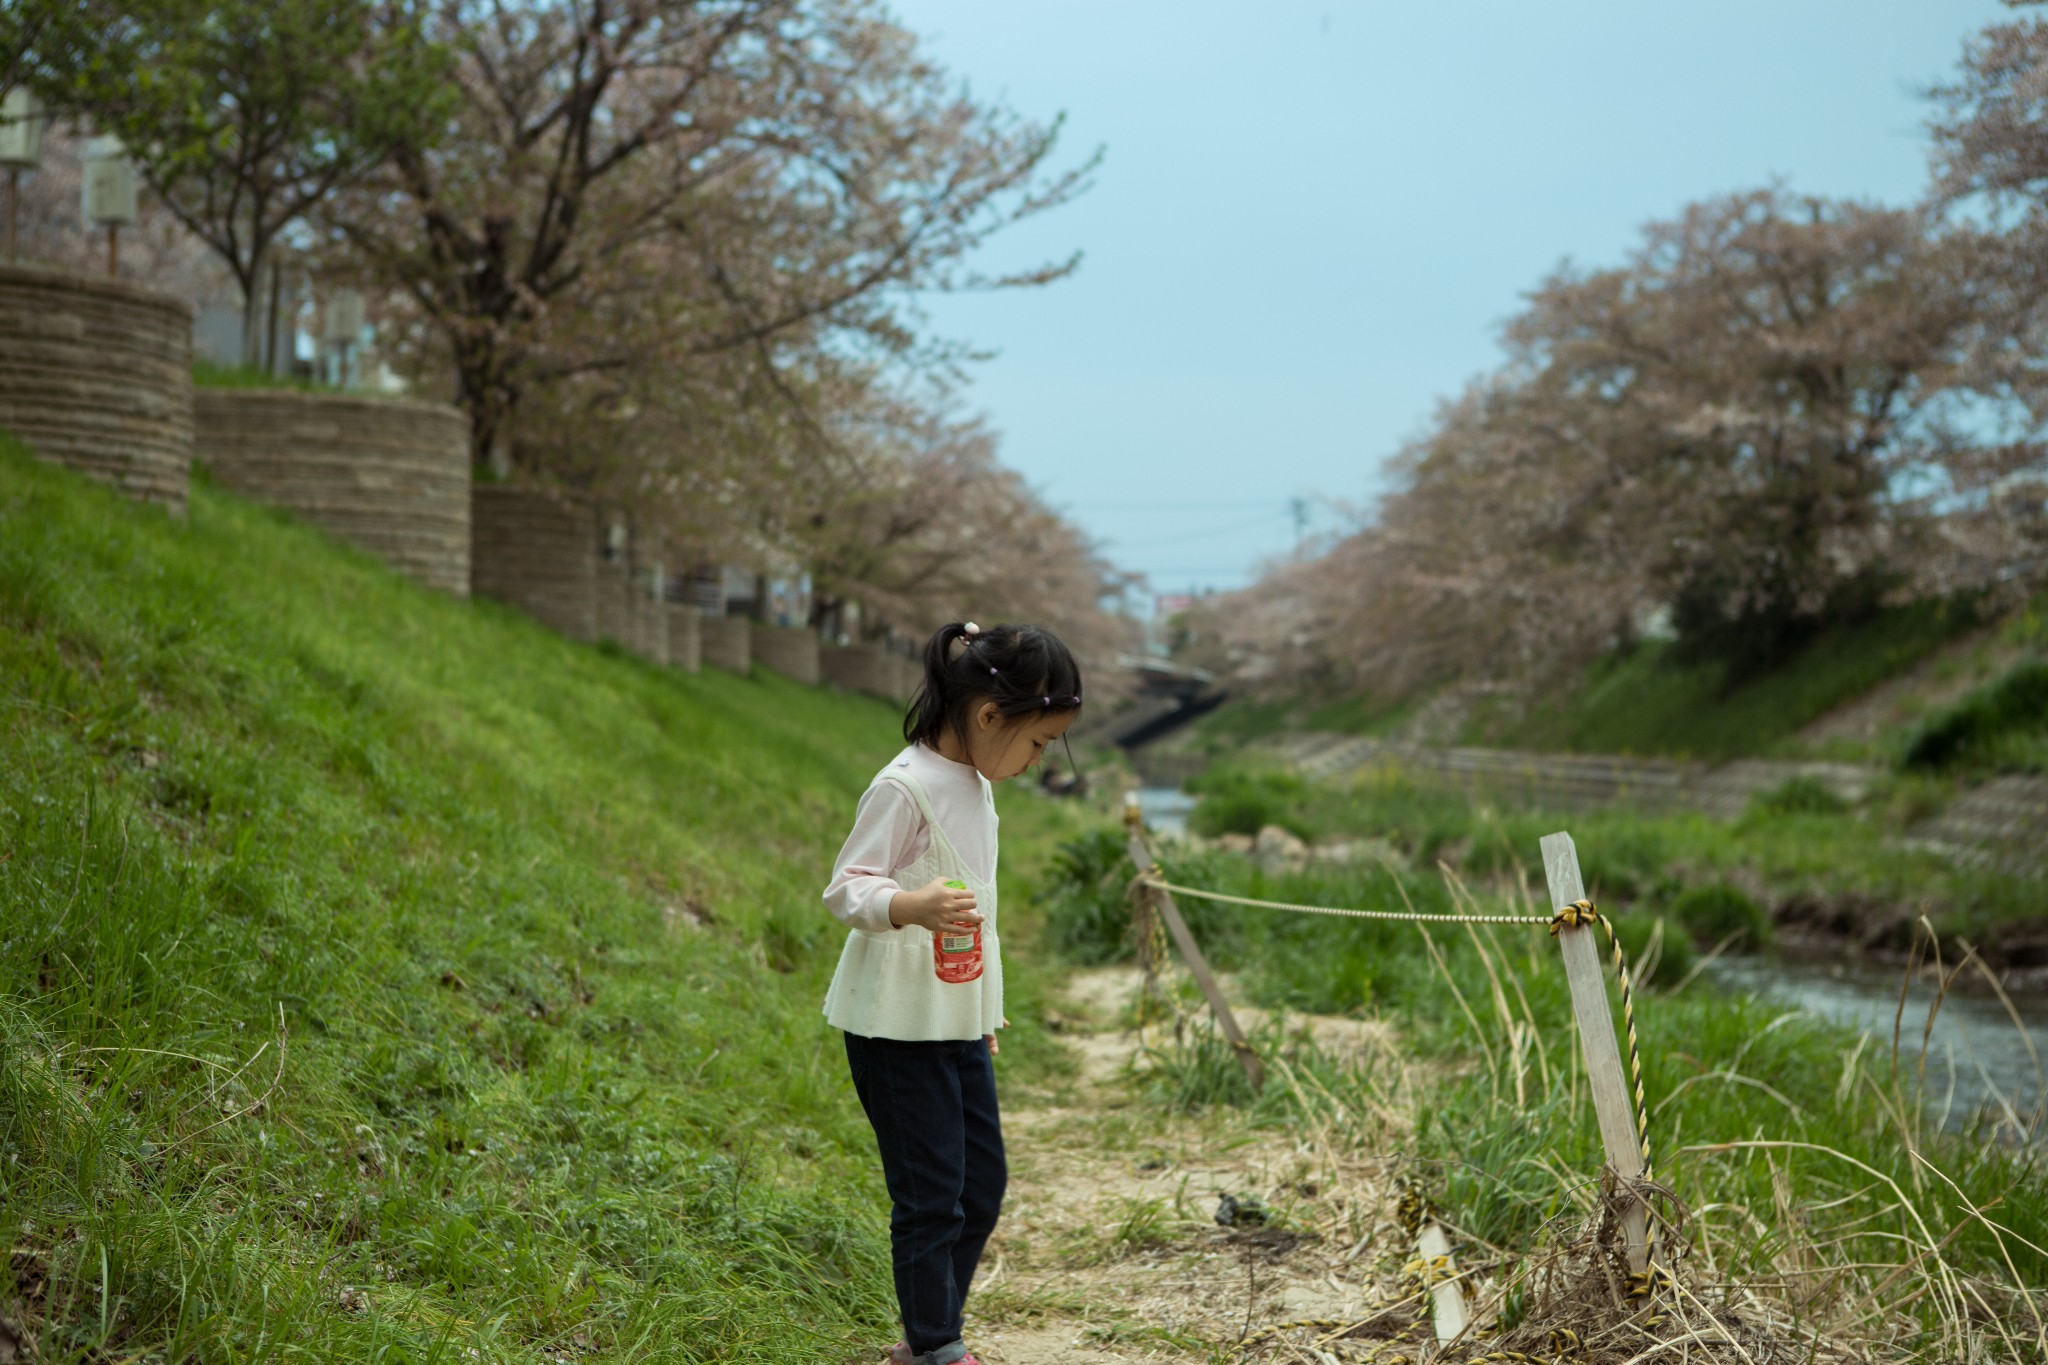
[1131,861,1677,1341]
[1134,870,1555,927]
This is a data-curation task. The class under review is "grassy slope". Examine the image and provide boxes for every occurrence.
[0,445,1080,1363]
[1489,599,1994,760]
[1191,597,2025,762]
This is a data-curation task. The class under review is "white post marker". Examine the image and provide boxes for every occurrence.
[82,135,138,277]
[0,88,44,261]
[1415,1220,1469,1342]
[322,288,366,388]
[1541,830,1652,1276]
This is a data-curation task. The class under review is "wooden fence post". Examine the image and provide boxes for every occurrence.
[1124,794,1265,1094]
[1541,831,1651,1276]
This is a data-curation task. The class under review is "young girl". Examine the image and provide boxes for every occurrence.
[823,621,1084,1365]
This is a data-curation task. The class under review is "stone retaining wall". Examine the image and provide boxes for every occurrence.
[668,605,701,673]
[1915,774,2048,872]
[594,568,633,649]
[195,390,469,595]
[891,656,924,703]
[470,485,597,639]
[632,590,668,665]
[700,616,750,673]
[752,625,820,684]
[820,643,892,697]
[0,263,192,512]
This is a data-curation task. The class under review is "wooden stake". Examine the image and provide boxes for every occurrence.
[106,222,118,278]
[1541,830,1651,1275]
[1125,802,1264,1093]
[1415,1220,1469,1342]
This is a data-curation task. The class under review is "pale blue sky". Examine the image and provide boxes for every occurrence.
[886,1,2006,606]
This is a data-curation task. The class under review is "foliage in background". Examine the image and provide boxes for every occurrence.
[28,0,452,366]
[1664,882,1771,949]
[1483,597,1978,759]
[1191,5,2048,714]
[1185,766,1311,840]
[1904,660,2048,774]
[5,1,1132,671]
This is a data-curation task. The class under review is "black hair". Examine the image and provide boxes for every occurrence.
[903,622,1084,753]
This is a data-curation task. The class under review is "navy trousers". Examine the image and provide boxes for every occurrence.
[843,1031,1007,1356]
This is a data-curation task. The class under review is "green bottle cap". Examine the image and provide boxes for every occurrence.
[944,878,967,890]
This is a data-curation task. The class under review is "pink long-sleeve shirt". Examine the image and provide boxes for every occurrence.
[823,744,998,934]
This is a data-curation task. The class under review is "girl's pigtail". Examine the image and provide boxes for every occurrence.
[904,622,970,745]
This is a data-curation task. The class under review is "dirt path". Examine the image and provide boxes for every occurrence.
[963,970,1427,1365]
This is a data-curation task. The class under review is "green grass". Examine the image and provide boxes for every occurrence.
[1485,598,1979,759]
[192,358,328,391]
[1905,660,2048,775]
[0,442,1083,1363]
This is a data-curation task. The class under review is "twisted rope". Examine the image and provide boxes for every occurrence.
[1134,872,1554,927]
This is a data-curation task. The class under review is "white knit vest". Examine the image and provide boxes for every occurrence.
[822,759,1003,1040]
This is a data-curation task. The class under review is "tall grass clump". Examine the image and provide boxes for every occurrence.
[1185,766,1311,839]
[0,445,1079,1363]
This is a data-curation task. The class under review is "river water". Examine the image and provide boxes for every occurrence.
[1703,948,2048,1134]
[1134,786,1198,837]
[1131,786,2045,1135]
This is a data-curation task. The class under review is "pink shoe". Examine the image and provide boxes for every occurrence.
[885,1344,912,1365]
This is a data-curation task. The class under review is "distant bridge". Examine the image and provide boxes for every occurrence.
[1106,657,1228,749]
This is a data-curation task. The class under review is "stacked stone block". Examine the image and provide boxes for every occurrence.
[0,263,192,512]
[632,587,669,665]
[668,604,702,672]
[195,390,470,595]
[470,485,598,639]
[751,625,820,684]
[594,566,634,649]
[700,615,751,673]
[820,643,896,698]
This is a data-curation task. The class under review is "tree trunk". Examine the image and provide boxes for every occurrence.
[236,248,265,370]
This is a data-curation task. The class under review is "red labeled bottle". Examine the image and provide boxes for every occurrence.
[932,878,984,983]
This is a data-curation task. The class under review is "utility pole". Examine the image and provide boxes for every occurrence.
[1289,495,1309,547]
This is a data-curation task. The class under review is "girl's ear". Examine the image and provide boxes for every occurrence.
[975,700,1002,732]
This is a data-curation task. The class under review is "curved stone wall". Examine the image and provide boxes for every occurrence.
[196,390,469,595]
[668,605,701,673]
[0,263,192,511]
[700,616,751,673]
[471,485,597,638]
[594,567,633,648]
[632,590,668,665]
[889,656,924,703]
[820,643,892,698]
[752,625,820,685]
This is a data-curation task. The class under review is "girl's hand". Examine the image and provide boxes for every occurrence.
[888,877,981,934]
[985,1018,1008,1057]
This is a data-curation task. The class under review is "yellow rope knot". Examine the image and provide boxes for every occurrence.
[1394,1180,1430,1238]
[1548,899,1599,936]
[1625,1264,1674,1300]
[1401,1253,1455,1289]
